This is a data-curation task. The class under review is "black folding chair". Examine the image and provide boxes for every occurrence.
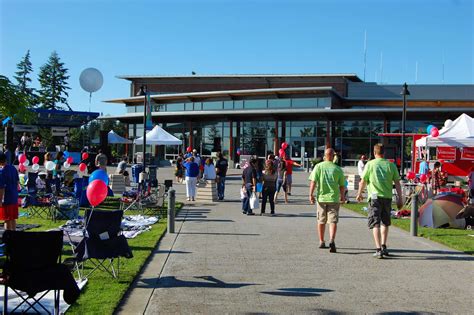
[22,173,55,219]
[72,209,133,279]
[2,230,80,315]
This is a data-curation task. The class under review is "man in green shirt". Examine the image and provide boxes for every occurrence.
[309,148,345,253]
[356,143,403,258]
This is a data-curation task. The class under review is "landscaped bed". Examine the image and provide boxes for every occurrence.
[3,197,183,314]
[343,202,474,255]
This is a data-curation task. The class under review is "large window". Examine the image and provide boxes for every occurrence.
[244,100,267,109]
[292,98,317,108]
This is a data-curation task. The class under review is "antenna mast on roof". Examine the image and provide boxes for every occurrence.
[363,30,367,81]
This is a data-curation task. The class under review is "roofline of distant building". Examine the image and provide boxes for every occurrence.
[116,73,363,82]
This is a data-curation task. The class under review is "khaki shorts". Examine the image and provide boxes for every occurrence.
[317,202,340,224]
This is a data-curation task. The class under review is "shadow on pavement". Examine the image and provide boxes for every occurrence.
[179,232,260,236]
[336,248,473,260]
[176,219,235,222]
[154,250,192,254]
[269,213,316,218]
[261,287,333,297]
[138,276,259,289]
[376,312,436,315]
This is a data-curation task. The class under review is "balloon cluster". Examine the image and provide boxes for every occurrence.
[279,142,288,157]
[406,171,416,181]
[86,169,109,207]
[426,124,439,137]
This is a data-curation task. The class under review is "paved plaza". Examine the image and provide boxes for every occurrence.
[117,167,473,314]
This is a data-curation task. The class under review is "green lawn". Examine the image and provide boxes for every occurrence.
[9,197,183,314]
[343,202,474,255]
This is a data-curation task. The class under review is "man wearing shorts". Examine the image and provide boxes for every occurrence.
[356,143,403,258]
[309,148,345,253]
[0,152,19,231]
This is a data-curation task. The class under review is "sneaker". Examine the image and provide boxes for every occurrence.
[373,250,383,259]
[247,212,255,216]
[242,211,247,215]
[186,198,190,201]
[329,242,337,253]
[192,198,195,201]
[318,242,326,249]
[381,245,389,256]
[288,192,292,196]
[260,212,265,216]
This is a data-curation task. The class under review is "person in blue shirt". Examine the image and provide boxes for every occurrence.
[418,157,429,178]
[0,152,19,231]
[183,156,199,201]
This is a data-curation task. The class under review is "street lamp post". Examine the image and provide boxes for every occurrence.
[137,85,148,182]
[400,82,410,178]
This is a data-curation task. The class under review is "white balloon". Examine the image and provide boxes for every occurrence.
[32,163,40,171]
[79,68,103,93]
[63,162,71,169]
[23,159,30,166]
[444,119,453,128]
[45,161,56,171]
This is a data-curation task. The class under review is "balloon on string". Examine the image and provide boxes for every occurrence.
[63,151,69,158]
[82,152,89,160]
[86,179,108,207]
[406,171,416,180]
[18,163,26,173]
[281,142,288,150]
[186,146,192,153]
[79,163,87,172]
[236,149,241,156]
[80,68,103,93]
[19,154,26,164]
[63,162,71,169]
[430,127,439,137]
[426,125,435,134]
[32,163,40,171]
[66,157,73,164]
[22,159,29,166]
[45,161,56,171]
[444,119,453,128]
[32,156,39,164]
[89,169,109,185]
[419,174,428,183]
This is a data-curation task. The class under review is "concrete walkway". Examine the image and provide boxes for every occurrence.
[117,168,473,314]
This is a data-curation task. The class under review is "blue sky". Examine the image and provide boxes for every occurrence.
[1,0,472,116]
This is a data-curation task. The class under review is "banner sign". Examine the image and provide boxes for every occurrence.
[51,127,69,137]
[437,147,456,160]
[461,147,474,160]
[14,124,38,133]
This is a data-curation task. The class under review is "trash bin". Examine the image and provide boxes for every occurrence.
[148,165,158,187]
[131,164,143,184]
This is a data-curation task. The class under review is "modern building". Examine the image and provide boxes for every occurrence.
[103,74,474,166]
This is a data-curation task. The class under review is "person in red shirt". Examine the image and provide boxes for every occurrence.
[284,156,301,196]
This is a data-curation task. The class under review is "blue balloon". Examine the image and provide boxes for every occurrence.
[426,125,435,134]
[64,151,69,158]
[89,169,109,185]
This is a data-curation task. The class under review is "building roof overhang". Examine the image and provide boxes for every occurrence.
[104,86,343,105]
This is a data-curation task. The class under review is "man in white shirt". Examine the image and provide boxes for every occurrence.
[357,155,367,177]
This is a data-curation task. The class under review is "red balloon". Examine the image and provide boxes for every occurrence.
[79,162,87,172]
[86,180,108,207]
[406,171,416,180]
[281,142,288,150]
[420,174,428,183]
[19,154,26,164]
[18,163,26,172]
[82,152,89,160]
[32,156,39,164]
[430,128,439,137]
[186,146,192,153]
[66,157,73,164]
[279,148,285,156]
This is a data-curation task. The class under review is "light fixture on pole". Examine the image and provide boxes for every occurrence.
[400,82,410,177]
[137,85,148,182]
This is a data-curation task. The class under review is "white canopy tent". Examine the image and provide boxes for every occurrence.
[134,125,182,145]
[415,113,474,148]
[91,130,133,144]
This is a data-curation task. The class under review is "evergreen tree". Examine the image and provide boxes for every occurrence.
[0,75,33,122]
[38,51,72,110]
[14,50,34,95]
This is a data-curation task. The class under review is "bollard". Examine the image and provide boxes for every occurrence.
[167,188,175,233]
[410,192,418,236]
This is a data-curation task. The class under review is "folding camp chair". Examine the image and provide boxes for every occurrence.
[140,184,167,216]
[2,230,80,315]
[71,209,133,279]
[110,174,126,195]
[22,173,55,219]
[52,197,80,222]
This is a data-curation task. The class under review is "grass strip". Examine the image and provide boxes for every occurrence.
[343,202,474,255]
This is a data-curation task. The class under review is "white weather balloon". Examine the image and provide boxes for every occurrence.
[79,68,103,93]
[63,162,71,169]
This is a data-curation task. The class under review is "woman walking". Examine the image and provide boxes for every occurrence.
[175,157,184,183]
[261,160,278,216]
